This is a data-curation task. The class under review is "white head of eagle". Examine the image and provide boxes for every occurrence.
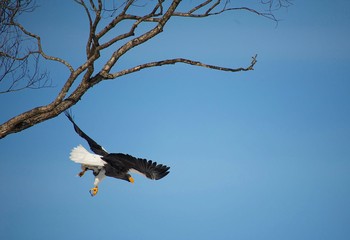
[65,111,170,196]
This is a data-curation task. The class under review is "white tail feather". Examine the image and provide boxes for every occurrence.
[69,145,106,166]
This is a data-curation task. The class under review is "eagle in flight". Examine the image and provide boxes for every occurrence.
[65,112,170,196]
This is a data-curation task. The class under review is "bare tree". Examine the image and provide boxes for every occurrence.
[0,0,291,139]
[0,0,49,93]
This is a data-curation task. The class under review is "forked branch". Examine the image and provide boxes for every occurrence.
[0,0,291,139]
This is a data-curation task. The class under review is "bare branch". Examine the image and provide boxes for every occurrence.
[12,22,74,72]
[0,0,291,139]
[174,5,277,22]
[0,0,52,93]
[261,0,293,11]
[99,0,181,77]
[77,1,94,57]
[0,0,74,95]
[173,0,292,21]
[188,0,212,14]
[0,53,50,94]
[105,55,258,79]
[97,10,163,50]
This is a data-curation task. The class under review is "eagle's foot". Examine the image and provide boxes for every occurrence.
[89,187,98,197]
[78,169,87,177]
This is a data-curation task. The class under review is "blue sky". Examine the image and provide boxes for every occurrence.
[1,1,350,239]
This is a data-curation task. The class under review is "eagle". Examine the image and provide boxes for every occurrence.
[65,112,170,196]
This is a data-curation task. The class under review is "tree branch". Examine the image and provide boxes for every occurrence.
[174,5,277,22]
[0,0,291,139]
[173,0,292,21]
[96,1,164,50]
[105,55,258,79]
[0,53,50,94]
[12,21,74,72]
[99,0,181,77]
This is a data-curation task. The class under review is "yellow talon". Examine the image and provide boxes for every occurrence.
[129,176,135,184]
[89,187,98,196]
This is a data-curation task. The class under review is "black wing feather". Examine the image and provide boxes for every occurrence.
[102,153,170,180]
[65,111,108,156]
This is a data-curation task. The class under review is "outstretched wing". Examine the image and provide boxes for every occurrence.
[102,153,170,180]
[65,111,108,156]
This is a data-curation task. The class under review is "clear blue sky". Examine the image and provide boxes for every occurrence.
[1,1,350,239]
